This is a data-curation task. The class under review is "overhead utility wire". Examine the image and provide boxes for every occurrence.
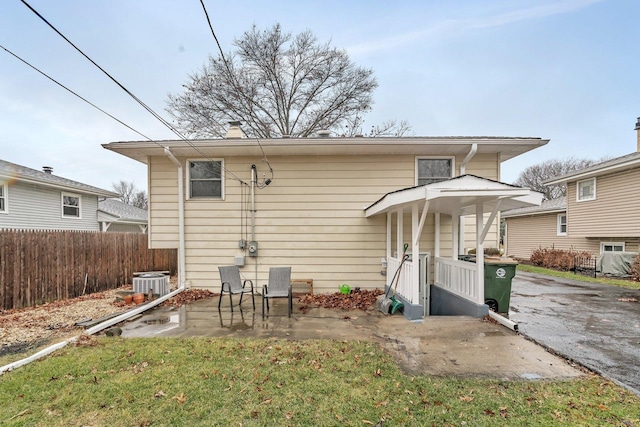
[20,0,246,184]
[198,0,273,184]
[0,43,152,141]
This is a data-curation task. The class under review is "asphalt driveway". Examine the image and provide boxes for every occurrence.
[510,272,640,395]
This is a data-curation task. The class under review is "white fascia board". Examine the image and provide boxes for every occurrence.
[545,157,640,185]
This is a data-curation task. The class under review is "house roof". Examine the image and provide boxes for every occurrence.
[544,151,640,185]
[102,135,549,164]
[365,174,543,218]
[0,159,118,198]
[501,196,566,218]
[98,199,148,224]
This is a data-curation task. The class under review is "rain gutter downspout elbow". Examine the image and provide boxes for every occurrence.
[164,147,186,290]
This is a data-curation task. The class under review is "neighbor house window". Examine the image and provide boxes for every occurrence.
[577,178,595,201]
[62,193,81,218]
[557,214,567,236]
[417,158,453,185]
[0,184,6,213]
[188,160,223,199]
[601,242,624,252]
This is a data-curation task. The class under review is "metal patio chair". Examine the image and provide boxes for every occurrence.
[262,267,292,319]
[218,266,255,312]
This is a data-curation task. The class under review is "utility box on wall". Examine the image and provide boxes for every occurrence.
[248,241,258,257]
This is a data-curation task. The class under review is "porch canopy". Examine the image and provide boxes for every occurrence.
[364,175,542,313]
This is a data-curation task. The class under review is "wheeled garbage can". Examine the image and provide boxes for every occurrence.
[483,258,518,313]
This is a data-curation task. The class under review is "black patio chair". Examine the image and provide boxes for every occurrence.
[262,267,292,319]
[218,266,255,312]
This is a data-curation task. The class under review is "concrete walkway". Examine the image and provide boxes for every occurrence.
[120,296,583,380]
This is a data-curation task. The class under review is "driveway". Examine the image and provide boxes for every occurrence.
[510,272,640,395]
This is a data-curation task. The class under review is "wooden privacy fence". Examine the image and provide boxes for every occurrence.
[0,229,177,310]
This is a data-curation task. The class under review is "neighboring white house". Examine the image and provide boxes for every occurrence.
[0,159,119,231]
[98,199,148,233]
[103,127,546,319]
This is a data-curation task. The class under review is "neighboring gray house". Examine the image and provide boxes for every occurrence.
[503,118,640,260]
[0,159,119,231]
[98,199,148,233]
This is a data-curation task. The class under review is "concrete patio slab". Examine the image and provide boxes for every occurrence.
[120,296,584,381]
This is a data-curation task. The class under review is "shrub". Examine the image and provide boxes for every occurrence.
[529,246,593,271]
[631,255,640,282]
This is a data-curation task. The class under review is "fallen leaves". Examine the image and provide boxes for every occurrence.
[298,289,383,311]
[158,289,215,307]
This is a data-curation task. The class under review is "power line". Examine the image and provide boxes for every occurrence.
[20,0,246,184]
[0,43,153,141]
[198,0,273,185]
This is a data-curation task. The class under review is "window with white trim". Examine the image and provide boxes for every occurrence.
[0,183,6,213]
[62,193,81,218]
[601,242,624,252]
[557,213,567,236]
[577,178,595,201]
[416,158,453,185]
[188,160,223,199]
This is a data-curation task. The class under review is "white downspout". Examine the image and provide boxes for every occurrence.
[458,143,478,256]
[164,147,187,289]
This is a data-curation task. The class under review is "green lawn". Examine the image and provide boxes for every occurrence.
[517,264,640,290]
[1,337,638,426]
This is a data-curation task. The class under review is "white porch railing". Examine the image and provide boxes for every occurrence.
[434,257,478,303]
[386,257,416,304]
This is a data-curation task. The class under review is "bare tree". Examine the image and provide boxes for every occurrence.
[112,180,148,210]
[512,157,606,200]
[167,23,388,139]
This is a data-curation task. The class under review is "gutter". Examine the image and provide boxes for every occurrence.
[488,310,518,332]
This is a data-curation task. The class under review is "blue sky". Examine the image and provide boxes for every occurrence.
[1,0,638,191]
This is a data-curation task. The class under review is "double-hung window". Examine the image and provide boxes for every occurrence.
[557,214,567,236]
[62,193,81,218]
[188,160,223,199]
[0,184,7,213]
[417,158,453,185]
[577,178,595,201]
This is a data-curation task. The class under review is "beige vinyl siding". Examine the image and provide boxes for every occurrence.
[150,153,499,292]
[567,168,640,238]
[504,213,597,259]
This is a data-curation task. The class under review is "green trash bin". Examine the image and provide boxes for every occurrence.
[483,258,518,313]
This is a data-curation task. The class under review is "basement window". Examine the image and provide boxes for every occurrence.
[601,242,624,252]
[188,160,224,199]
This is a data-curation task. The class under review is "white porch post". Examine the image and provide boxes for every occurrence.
[386,212,392,261]
[434,213,440,258]
[396,208,403,257]
[452,210,459,259]
[411,203,420,303]
[475,203,485,304]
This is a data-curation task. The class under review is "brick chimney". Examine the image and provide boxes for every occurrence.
[636,117,640,152]
[226,121,244,139]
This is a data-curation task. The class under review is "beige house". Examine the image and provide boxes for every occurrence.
[503,118,640,260]
[103,128,545,319]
